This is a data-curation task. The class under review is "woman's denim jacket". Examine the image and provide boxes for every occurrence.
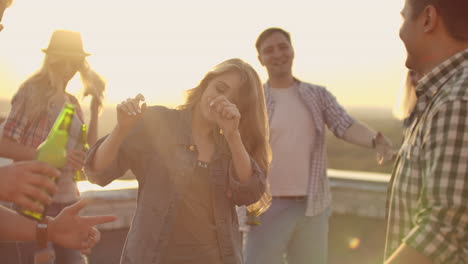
[84,106,266,264]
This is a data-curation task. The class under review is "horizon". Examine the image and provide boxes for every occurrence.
[0,0,407,109]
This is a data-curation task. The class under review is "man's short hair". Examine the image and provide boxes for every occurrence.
[409,0,468,41]
[255,27,292,53]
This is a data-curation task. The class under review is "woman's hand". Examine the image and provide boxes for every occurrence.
[67,150,86,171]
[209,95,241,140]
[116,94,147,133]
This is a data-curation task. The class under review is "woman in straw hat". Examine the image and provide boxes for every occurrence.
[0,29,105,264]
[85,58,271,264]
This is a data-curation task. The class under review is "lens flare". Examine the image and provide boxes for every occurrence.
[348,237,361,250]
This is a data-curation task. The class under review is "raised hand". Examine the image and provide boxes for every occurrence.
[116,94,147,133]
[0,161,60,212]
[209,95,241,139]
[48,199,117,254]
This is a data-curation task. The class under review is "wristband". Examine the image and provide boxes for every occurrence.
[36,220,48,248]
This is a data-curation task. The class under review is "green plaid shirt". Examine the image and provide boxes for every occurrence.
[385,49,468,264]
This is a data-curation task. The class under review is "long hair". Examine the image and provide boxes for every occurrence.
[393,70,419,121]
[179,58,272,215]
[13,54,70,123]
[12,54,104,123]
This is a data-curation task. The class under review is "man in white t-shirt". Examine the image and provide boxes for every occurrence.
[244,27,394,264]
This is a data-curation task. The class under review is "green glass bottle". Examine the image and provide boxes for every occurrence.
[73,124,89,182]
[19,104,75,221]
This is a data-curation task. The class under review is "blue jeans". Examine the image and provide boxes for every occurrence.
[245,198,330,264]
[16,202,85,264]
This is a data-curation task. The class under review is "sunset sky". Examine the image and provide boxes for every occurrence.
[0,0,407,109]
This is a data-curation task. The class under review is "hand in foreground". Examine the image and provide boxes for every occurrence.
[48,199,117,254]
[375,132,394,165]
[209,95,241,139]
[116,94,147,133]
[0,161,60,212]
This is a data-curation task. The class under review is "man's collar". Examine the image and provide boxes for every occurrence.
[415,48,468,99]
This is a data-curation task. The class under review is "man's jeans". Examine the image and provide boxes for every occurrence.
[245,198,330,264]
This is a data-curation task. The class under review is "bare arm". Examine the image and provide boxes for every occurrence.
[89,94,146,172]
[225,131,252,183]
[0,137,36,161]
[0,205,36,241]
[342,121,376,148]
[343,121,394,164]
[87,96,100,147]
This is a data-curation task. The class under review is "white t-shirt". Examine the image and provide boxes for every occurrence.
[268,83,316,196]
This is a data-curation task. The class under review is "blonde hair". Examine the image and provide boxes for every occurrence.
[13,54,105,123]
[179,58,272,215]
[394,70,419,120]
[13,54,70,123]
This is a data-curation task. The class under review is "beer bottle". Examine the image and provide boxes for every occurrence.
[19,104,75,221]
[73,124,89,181]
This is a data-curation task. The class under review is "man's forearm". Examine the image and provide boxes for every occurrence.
[342,121,376,148]
[0,206,36,241]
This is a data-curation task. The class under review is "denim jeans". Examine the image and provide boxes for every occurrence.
[244,198,330,264]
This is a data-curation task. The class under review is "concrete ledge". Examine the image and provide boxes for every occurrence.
[78,169,391,230]
[328,169,389,219]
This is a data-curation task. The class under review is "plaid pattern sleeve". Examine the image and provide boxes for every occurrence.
[3,89,30,143]
[320,87,354,138]
[403,100,468,263]
[3,86,50,148]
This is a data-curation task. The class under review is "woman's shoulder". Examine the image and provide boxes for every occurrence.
[142,105,187,128]
[144,105,181,119]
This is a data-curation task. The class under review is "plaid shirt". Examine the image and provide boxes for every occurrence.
[3,83,85,203]
[264,79,354,216]
[385,49,468,263]
[3,84,84,149]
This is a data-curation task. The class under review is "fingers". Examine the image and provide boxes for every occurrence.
[22,161,61,179]
[67,150,86,170]
[63,198,89,215]
[135,93,145,102]
[80,227,100,254]
[25,172,58,196]
[117,95,146,116]
[81,215,117,226]
[221,106,239,120]
[22,183,52,205]
[15,195,45,213]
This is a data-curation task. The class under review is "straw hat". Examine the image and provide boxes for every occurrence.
[42,30,91,57]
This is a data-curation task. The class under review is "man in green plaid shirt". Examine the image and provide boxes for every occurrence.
[385,0,468,263]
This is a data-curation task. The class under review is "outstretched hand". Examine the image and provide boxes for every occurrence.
[48,199,117,254]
